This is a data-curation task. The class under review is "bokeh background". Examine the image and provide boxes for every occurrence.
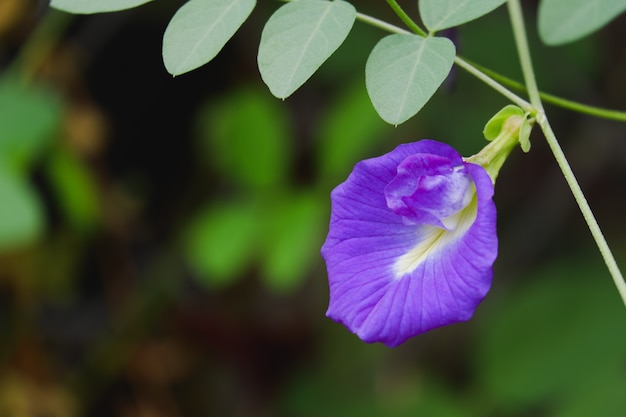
[1,1,626,416]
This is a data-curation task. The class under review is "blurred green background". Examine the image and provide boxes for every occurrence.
[1,1,626,416]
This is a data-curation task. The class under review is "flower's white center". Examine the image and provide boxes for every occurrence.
[393,194,478,279]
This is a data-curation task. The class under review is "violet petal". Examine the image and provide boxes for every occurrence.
[322,140,497,347]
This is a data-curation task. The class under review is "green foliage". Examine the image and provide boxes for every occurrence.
[538,0,626,45]
[4,1,626,415]
[283,371,471,417]
[2,2,626,416]
[0,165,44,249]
[476,259,626,412]
[163,0,256,76]
[183,192,326,292]
[50,0,153,14]
[47,0,626,126]
[420,0,508,32]
[258,0,356,99]
[46,149,100,232]
[187,85,332,292]
[553,374,626,417]
[0,77,60,249]
[199,87,290,190]
[0,77,60,173]
[261,193,325,292]
[316,82,388,181]
[183,201,261,287]
[365,34,455,125]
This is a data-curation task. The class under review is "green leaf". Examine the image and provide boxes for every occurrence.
[261,193,325,292]
[183,201,260,288]
[365,34,455,125]
[163,0,256,76]
[258,0,356,99]
[50,0,153,14]
[538,0,626,45]
[0,165,44,250]
[420,0,508,32]
[198,86,290,189]
[0,77,60,173]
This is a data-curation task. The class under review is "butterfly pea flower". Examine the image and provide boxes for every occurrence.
[322,136,512,347]
[321,103,530,347]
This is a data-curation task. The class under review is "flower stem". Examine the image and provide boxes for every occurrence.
[454,57,531,111]
[464,59,626,122]
[355,12,410,35]
[385,0,427,37]
[538,116,626,306]
[285,0,626,122]
[466,115,523,181]
[507,0,542,111]
[507,0,626,307]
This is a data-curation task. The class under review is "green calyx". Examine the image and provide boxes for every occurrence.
[466,105,534,182]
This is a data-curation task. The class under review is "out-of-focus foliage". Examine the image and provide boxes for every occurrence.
[0,76,59,173]
[46,148,100,231]
[476,259,626,415]
[0,76,60,247]
[183,200,259,286]
[183,78,398,292]
[260,192,325,291]
[0,2,625,416]
[0,164,44,248]
[184,85,339,292]
[315,81,388,180]
[197,86,291,190]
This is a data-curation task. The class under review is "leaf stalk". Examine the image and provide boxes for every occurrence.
[385,0,427,37]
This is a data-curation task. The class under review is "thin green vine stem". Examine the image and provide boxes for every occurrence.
[507,0,542,111]
[454,57,531,111]
[535,91,626,122]
[385,0,427,37]
[300,0,626,123]
[383,0,626,122]
[539,116,626,306]
[286,0,626,122]
[507,0,626,307]
[464,59,626,122]
[355,12,410,35]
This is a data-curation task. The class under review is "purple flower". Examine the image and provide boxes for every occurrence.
[321,140,497,347]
